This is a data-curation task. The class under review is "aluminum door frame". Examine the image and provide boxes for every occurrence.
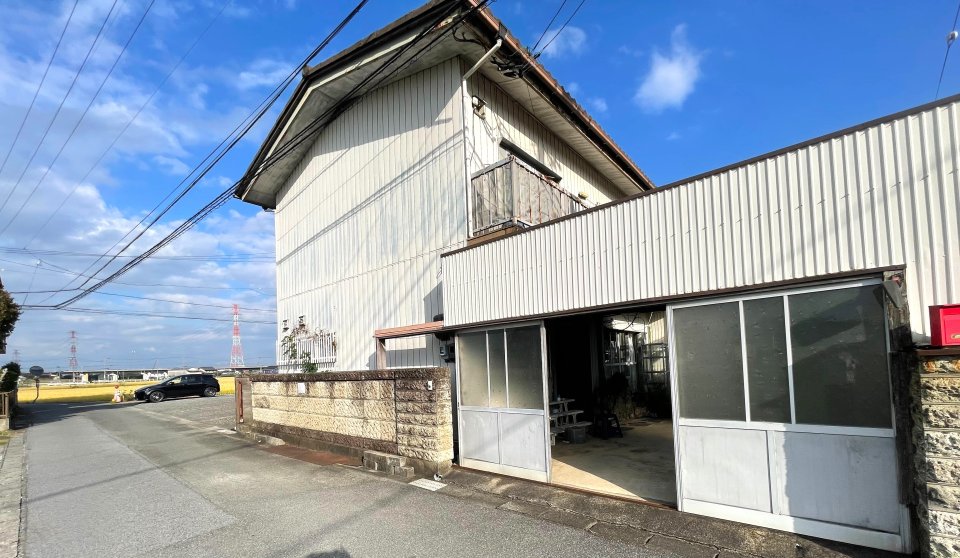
[667,278,911,553]
[454,320,552,483]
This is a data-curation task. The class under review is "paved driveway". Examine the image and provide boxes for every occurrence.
[21,397,667,558]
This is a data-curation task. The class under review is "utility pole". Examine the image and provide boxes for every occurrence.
[13,350,19,365]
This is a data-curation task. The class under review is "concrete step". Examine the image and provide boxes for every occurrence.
[363,450,416,479]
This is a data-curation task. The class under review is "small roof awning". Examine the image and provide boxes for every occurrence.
[374,320,444,339]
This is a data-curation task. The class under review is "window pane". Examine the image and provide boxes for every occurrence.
[506,326,544,409]
[489,330,507,407]
[675,303,746,421]
[744,297,791,423]
[458,332,488,407]
[789,285,891,428]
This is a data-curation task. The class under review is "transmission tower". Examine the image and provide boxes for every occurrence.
[68,331,79,373]
[229,304,245,368]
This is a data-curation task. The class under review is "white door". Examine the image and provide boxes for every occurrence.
[456,323,551,482]
[668,280,910,553]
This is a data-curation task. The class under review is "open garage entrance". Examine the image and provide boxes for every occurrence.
[545,308,676,505]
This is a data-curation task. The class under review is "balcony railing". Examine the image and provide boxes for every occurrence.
[471,155,586,237]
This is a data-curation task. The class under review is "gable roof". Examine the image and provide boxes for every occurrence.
[236,0,654,209]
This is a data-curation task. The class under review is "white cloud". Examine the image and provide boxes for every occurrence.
[540,26,587,58]
[635,24,703,113]
[0,0,281,370]
[618,45,644,58]
[152,155,191,175]
[236,59,291,90]
[667,131,681,141]
[588,98,608,114]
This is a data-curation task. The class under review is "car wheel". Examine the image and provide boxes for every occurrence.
[202,387,218,397]
[148,391,165,403]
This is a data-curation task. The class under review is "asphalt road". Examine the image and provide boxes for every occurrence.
[21,396,665,558]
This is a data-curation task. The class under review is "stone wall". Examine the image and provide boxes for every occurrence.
[914,350,960,558]
[241,367,453,474]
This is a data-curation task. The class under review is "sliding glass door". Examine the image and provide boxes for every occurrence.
[669,280,909,553]
[456,322,550,482]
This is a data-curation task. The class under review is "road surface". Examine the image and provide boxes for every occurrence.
[21,397,668,558]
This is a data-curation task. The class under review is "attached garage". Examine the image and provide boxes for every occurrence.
[442,95,960,553]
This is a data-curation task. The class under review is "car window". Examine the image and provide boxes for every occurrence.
[184,376,201,384]
[167,377,183,385]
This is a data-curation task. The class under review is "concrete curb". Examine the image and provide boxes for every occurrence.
[0,431,25,558]
[436,468,901,558]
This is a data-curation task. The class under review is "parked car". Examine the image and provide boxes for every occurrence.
[134,374,220,403]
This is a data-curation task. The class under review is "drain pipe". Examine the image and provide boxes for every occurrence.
[464,38,502,80]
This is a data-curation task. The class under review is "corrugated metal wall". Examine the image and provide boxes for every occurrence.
[274,58,466,368]
[466,73,622,204]
[443,99,960,341]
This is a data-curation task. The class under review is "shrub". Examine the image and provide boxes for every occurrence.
[0,361,21,393]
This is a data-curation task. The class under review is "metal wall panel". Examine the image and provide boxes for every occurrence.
[274,59,466,369]
[465,73,622,205]
[443,100,960,342]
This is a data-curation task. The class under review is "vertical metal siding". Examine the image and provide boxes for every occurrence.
[443,100,960,342]
[465,73,623,204]
[274,59,466,369]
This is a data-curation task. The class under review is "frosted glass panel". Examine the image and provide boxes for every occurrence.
[789,286,891,428]
[488,330,507,408]
[744,297,791,423]
[675,303,746,421]
[458,332,488,407]
[506,326,544,409]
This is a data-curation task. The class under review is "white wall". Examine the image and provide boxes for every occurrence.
[443,98,960,342]
[465,73,622,205]
[274,59,466,369]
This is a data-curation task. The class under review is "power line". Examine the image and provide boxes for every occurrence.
[0,0,120,218]
[0,0,158,238]
[0,256,272,294]
[92,291,276,312]
[0,0,79,180]
[0,246,272,261]
[535,0,587,58]
[45,0,490,308]
[936,0,960,99]
[20,305,278,324]
[48,0,372,302]
[22,0,232,249]
[529,0,567,54]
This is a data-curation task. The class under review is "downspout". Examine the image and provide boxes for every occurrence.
[463,38,502,80]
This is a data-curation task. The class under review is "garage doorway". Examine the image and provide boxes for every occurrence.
[545,310,676,505]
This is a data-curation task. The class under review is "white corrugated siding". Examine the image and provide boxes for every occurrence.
[443,99,960,341]
[465,73,622,204]
[274,58,466,368]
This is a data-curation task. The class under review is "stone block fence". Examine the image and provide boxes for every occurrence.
[914,349,960,558]
[236,367,453,475]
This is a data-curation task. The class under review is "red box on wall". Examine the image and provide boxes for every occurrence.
[930,304,960,346]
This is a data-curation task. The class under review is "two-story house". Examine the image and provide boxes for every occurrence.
[237,0,960,555]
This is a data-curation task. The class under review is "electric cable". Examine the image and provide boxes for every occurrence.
[0,0,120,218]
[47,0,371,301]
[41,0,489,308]
[22,0,231,250]
[936,0,960,99]
[0,0,158,238]
[533,0,586,58]
[529,0,567,54]
[0,0,79,180]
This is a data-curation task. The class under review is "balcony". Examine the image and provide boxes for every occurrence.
[471,155,586,239]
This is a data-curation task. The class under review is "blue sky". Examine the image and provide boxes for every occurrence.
[0,0,957,370]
